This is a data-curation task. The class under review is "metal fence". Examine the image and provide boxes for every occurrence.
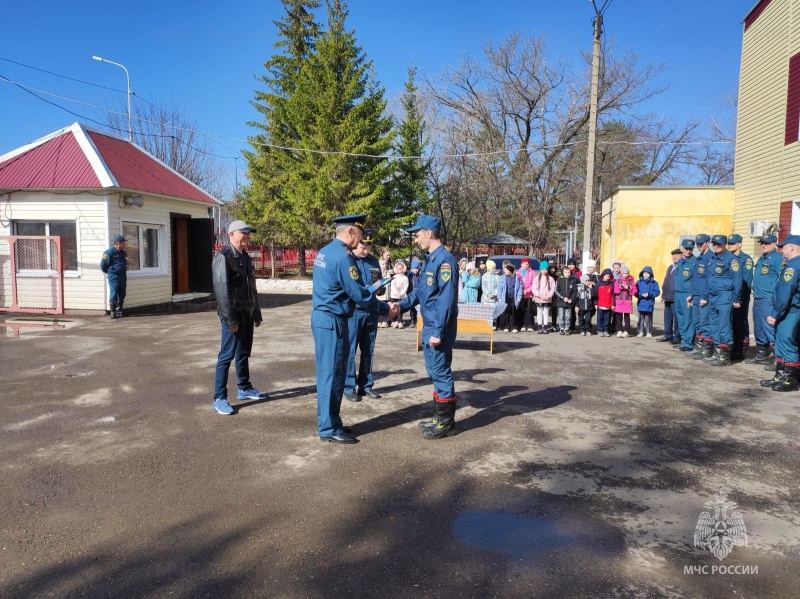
[213,245,319,278]
[0,235,65,314]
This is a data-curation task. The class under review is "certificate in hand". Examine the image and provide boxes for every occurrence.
[368,276,393,294]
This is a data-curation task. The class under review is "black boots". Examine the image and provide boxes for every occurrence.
[418,392,439,429]
[109,302,117,318]
[703,343,719,363]
[763,345,777,371]
[693,339,712,360]
[773,365,800,392]
[687,337,703,357]
[761,362,785,387]
[709,345,732,367]
[115,302,123,319]
[746,344,770,364]
[421,396,458,440]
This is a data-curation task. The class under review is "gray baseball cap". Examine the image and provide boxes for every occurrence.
[228,220,255,233]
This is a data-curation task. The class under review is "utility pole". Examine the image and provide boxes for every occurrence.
[582,0,612,269]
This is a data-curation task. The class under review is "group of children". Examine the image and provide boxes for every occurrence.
[375,252,662,338]
[488,259,662,337]
[376,255,419,328]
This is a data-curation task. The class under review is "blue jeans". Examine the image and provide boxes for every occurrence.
[214,315,254,398]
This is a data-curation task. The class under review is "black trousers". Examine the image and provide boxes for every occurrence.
[578,309,594,332]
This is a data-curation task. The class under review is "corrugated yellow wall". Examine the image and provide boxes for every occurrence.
[599,187,734,284]
[734,0,800,256]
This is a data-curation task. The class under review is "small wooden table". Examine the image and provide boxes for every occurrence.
[416,310,495,354]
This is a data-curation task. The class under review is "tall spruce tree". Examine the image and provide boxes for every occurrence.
[240,0,320,273]
[387,64,432,250]
[241,0,392,275]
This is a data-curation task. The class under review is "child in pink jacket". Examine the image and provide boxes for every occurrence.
[613,265,637,337]
[531,262,555,334]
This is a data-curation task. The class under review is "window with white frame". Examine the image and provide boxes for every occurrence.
[13,221,79,271]
[123,223,164,272]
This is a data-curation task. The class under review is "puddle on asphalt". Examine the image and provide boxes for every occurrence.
[454,510,583,559]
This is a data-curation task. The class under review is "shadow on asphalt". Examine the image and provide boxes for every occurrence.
[457,384,576,433]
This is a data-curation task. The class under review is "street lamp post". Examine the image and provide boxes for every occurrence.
[92,55,132,141]
[582,1,612,269]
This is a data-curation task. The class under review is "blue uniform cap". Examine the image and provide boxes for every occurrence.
[332,213,367,230]
[360,229,374,246]
[113,234,125,243]
[710,234,727,245]
[778,234,800,247]
[758,234,777,244]
[727,234,743,244]
[695,234,711,244]
[406,214,441,234]
[681,239,695,250]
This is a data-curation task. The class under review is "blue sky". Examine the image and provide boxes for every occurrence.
[1,0,754,195]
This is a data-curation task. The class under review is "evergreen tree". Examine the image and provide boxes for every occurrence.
[240,0,392,275]
[386,64,432,252]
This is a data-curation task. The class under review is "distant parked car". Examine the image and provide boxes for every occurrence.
[488,255,540,272]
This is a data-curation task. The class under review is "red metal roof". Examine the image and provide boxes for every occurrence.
[87,131,216,204]
[0,131,101,189]
[0,123,217,205]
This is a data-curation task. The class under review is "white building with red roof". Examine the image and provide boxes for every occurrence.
[0,122,219,313]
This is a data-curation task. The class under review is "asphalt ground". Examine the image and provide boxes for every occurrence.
[1,296,799,598]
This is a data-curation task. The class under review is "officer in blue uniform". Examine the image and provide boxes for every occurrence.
[674,239,696,352]
[344,229,384,402]
[395,215,460,440]
[100,234,128,318]
[312,214,390,444]
[688,234,713,359]
[762,235,800,391]
[747,234,782,367]
[727,234,753,361]
[704,235,742,366]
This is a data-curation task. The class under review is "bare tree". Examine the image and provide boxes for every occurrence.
[424,33,685,252]
[101,96,232,201]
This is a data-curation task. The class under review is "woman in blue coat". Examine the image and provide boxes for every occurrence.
[496,263,523,332]
[635,266,660,337]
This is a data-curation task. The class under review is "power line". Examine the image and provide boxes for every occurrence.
[0,56,126,93]
[1,72,734,164]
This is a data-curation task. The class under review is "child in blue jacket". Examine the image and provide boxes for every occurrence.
[635,266,660,337]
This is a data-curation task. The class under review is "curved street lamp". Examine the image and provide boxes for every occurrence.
[92,55,132,141]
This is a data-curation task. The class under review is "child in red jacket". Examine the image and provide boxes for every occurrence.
[596,268,614,336]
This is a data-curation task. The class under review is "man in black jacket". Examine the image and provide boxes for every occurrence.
[657,248,682,343]
[211,220,268,415]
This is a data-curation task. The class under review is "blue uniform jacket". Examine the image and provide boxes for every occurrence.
[100,247,127,278]
[734,251,753,296]
[675,255,695,294]
[635,267,660,312]
[707,249,743,303]
[752,249,783,299]
[691,249,713,298]
[399,245,459,338]
[355,254,382,313]
[312,240,388,317]
[770,255,800,320]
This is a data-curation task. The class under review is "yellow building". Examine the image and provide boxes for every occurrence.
[600,186,734,284]
[734,0,800,254]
